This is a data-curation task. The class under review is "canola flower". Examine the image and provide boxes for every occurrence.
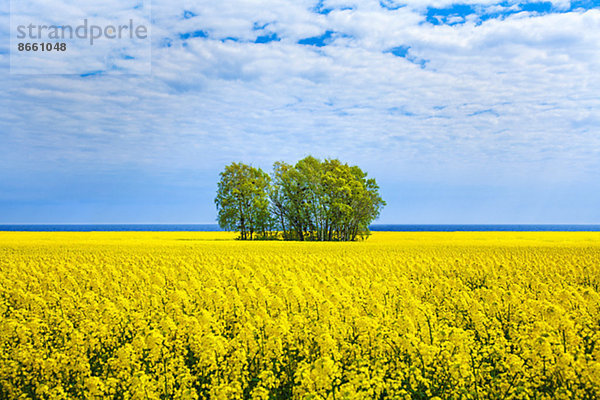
[0,231,599,399]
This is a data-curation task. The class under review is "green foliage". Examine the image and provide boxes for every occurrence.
[215,162,274,240]
[216,157,385,241]
[270,157,385,241]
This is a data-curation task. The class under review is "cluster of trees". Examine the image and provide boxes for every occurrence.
[215,156,385,241]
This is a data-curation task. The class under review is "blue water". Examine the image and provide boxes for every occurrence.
[0,224,222,232]
[1,224,600,232]
[371,224,600,232]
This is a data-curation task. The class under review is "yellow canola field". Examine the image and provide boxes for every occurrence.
[0,231,599,399]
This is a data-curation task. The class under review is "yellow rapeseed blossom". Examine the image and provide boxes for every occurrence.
[0,231,599,399]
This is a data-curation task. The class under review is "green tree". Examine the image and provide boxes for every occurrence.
[270,157,324,241]
[270,157,385,241]
[215,163,272,240]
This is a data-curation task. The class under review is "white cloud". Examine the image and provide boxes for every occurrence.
[2,1,600,187]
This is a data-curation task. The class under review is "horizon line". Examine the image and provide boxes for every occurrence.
[2,223,600,226]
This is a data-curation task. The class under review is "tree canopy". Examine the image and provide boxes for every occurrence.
[214,162,272,240]
[215,157,385,241]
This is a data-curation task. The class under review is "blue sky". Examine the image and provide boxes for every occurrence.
[1,0,600,224]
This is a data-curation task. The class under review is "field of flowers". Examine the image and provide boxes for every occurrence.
[0,231,599,399]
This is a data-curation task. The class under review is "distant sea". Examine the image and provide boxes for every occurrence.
[1,224,600,232]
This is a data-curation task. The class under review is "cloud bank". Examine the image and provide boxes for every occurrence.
[1,0,599,223]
